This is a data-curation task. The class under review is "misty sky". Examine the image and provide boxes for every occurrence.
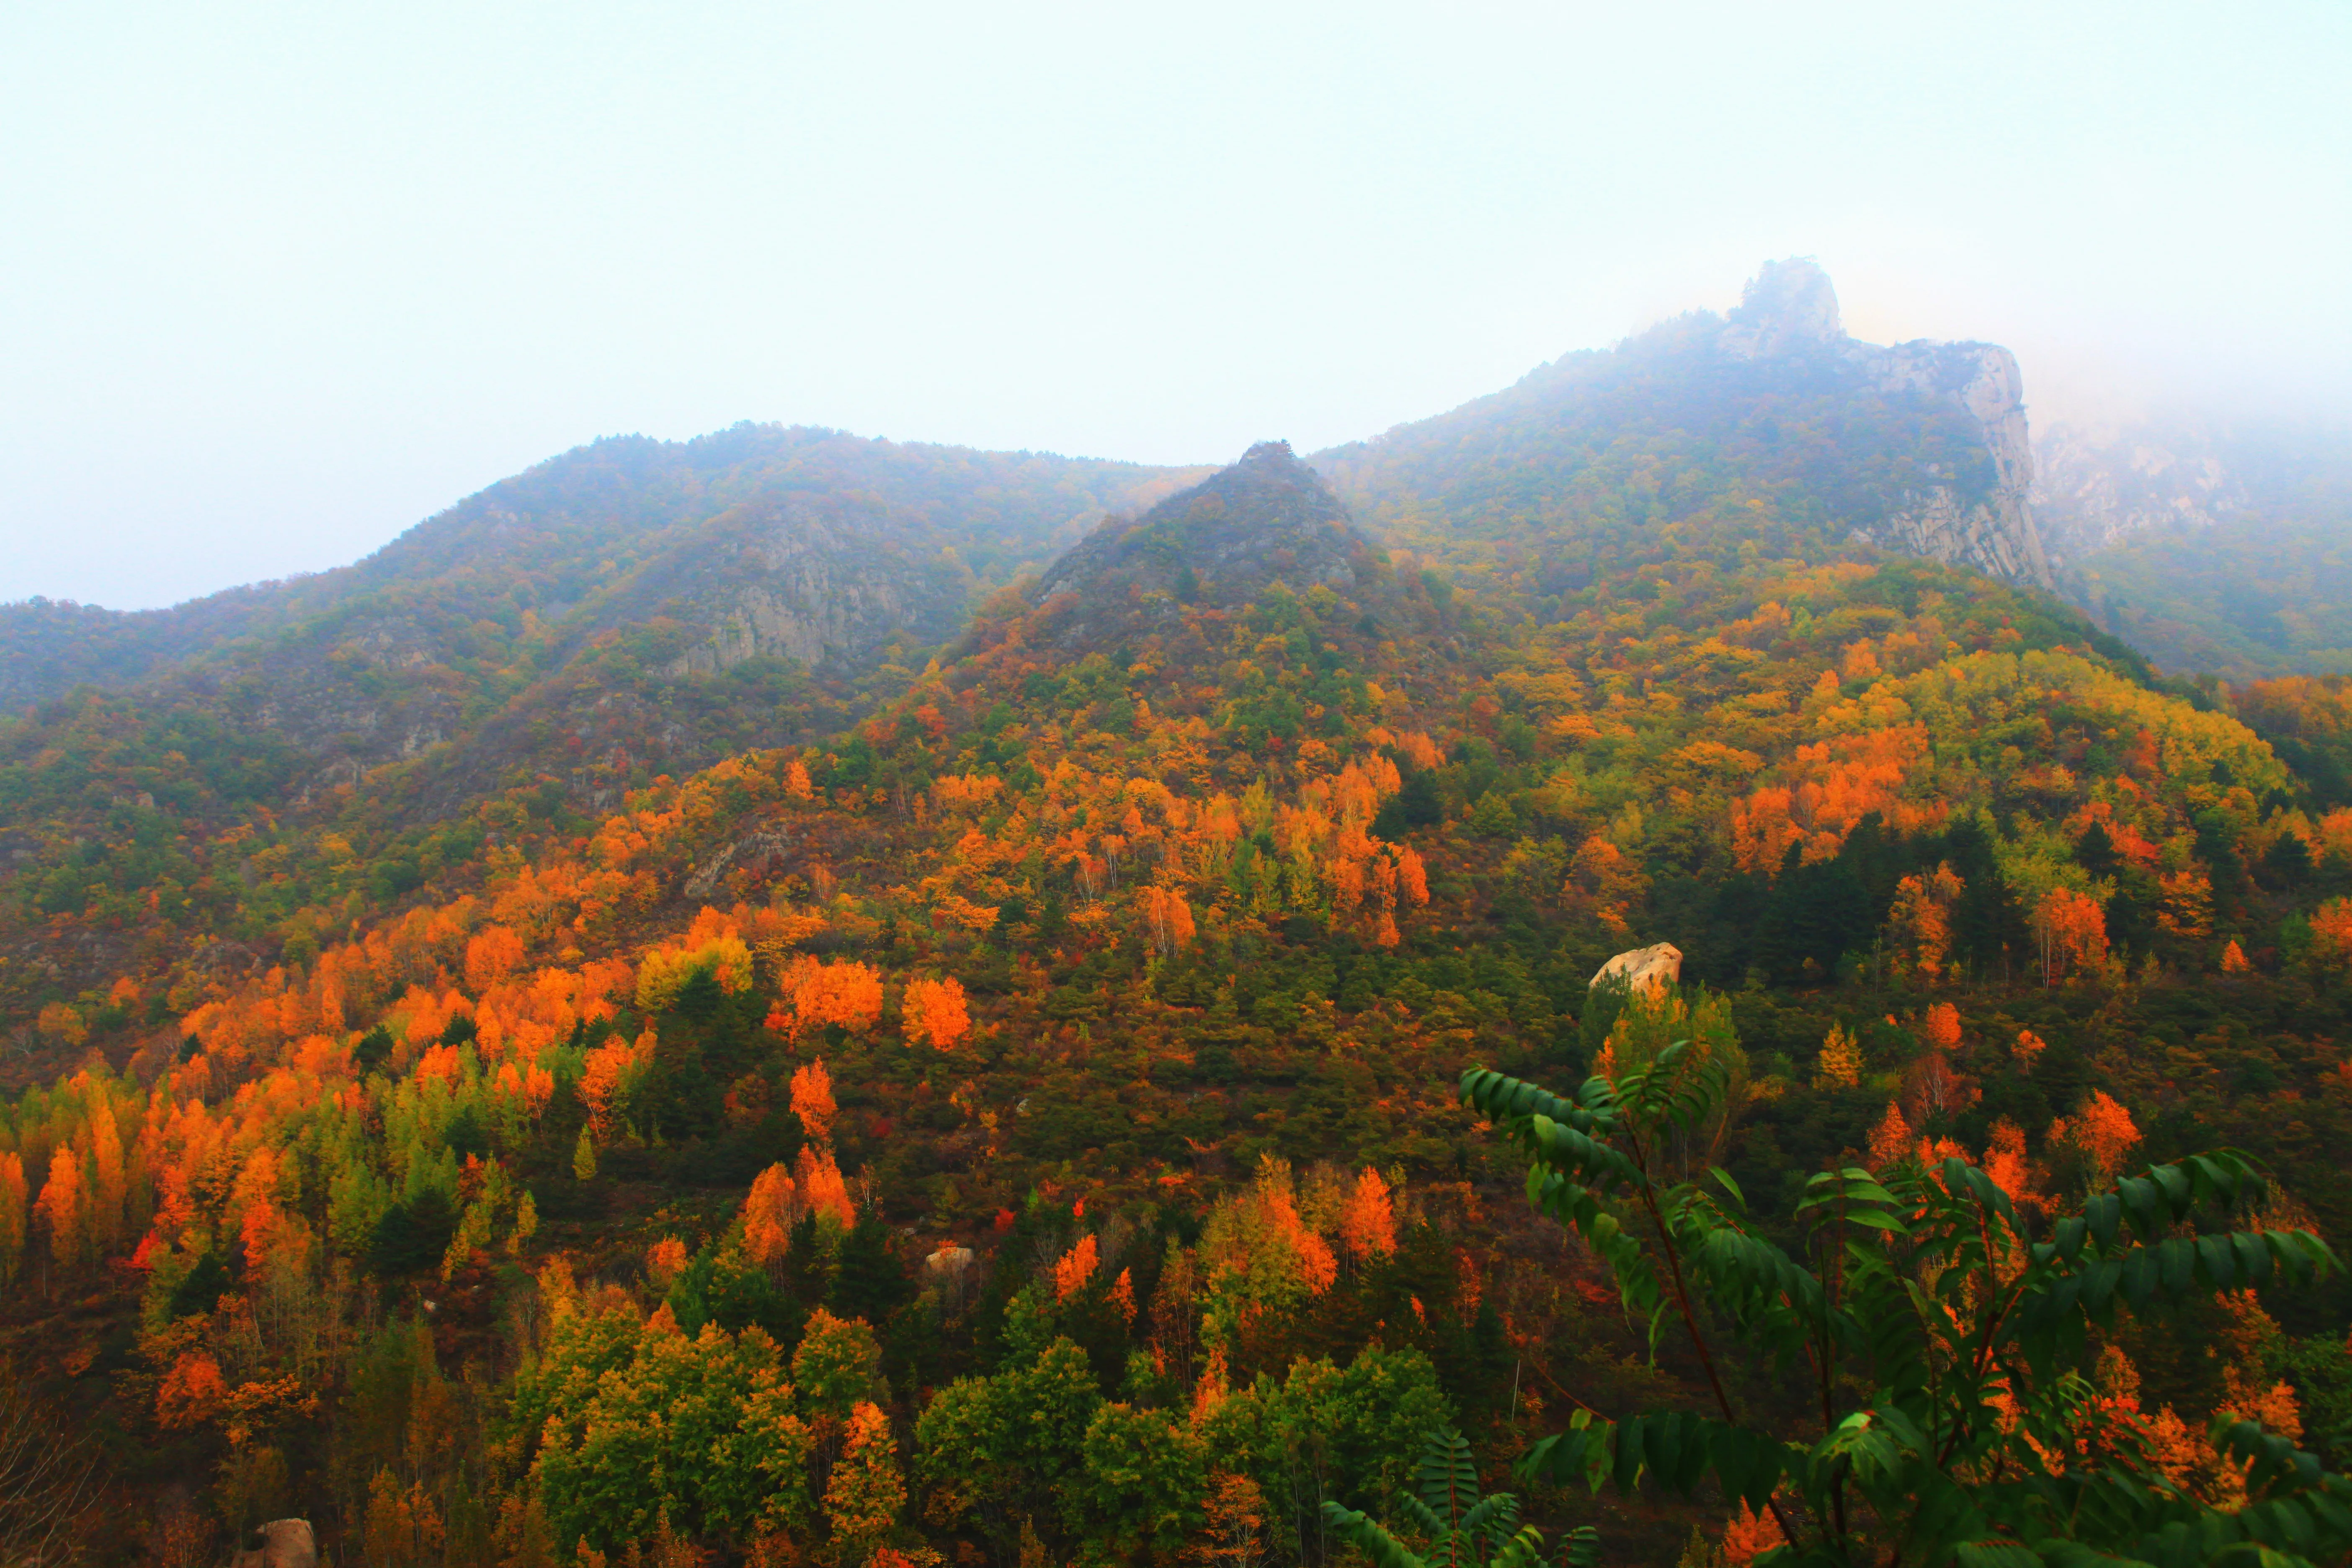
[4,2,2347,611]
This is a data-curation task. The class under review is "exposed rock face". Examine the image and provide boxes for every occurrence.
[1720,260,2053,588]
[2031,419,2249,564]
[1591,942,1682,995]
[1718,257,1844,359]
[1871,341,2050,585]
[925,1244,975,1277]
[1032,441,1382,650]
[629,498,972,678]
[229,1518,317,1568]
[682,828,799,902]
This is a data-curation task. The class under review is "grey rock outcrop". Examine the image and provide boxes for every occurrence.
[1871,341,2050,585]
[1720,259,2053,588]
[636,498,972,678]
[925,1244,975,1277]
[1718,257,1845,359]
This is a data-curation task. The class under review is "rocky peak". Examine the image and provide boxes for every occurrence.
[1719,256,1844,359]
[1237,437,1306,469]
[1709,259,2054,588]
[1175,438,1354,543]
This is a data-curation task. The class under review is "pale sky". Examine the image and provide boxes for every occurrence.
[3,2,2347,610]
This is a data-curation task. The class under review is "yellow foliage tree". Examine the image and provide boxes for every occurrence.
[1814,1024,1863,1090]
[824,1401,905,1565]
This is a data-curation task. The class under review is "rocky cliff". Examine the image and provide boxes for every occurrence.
[1313,258,2059,599]
[1718,259,2052,587]
[2032,418,2251,565]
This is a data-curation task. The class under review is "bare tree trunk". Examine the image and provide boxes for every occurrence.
[0,1359,103,1565]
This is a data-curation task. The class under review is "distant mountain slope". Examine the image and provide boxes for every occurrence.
[0,425,1198,710]
[0,427,1201,817]
[2036,416,2352,677]
[0,260,2236,1044]
[1313,258,2053,609]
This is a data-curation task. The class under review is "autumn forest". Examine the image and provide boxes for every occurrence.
[3,275,2352,1568]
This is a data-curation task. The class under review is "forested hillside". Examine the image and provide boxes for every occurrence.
[3,274,2352,1567]
[0,430,1197,1042]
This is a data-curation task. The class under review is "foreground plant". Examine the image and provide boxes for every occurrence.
[1405,1044,2352,1566]
[1324,1426,1599,1568]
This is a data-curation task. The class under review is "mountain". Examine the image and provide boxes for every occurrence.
[0,426,1198,1024]
[0,423,1204,738]
[0,257,2063,807]
[8,267,2352,1565]
[1316,256,2052,602]
[2030,414,2352,677]
[2035,414,2254,564]
[0,261,2172,1060]
[1,424,1201,713]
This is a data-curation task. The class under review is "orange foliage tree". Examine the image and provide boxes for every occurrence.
[796,1146,855,1229]
[2012,1029,2047,1072]
[789,1061,837,1144]
[2049,1090,2141,1187]
[1814,1024,1862,1091]
[742,1163,798,1266]
[35,1155,83,1275]
[1136,885,1197,958]
[901,977,970,1051]
[2032,887,2110,984]
[1887,865,1966,981]
[1867,1101,1913,1170]
[1339,1167,1398,1264]
[1729,726,1941,872]
[0,1153,25,1285]
[2310,898,2352,966]
[769,959,884,1041]
[1052,1235,1100,1300]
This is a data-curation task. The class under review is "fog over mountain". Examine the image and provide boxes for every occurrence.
[4,5,2345,611]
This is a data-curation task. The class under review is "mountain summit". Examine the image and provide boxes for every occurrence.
[1318,257,2054,590]
[1721,258,2050,585]
[1030,440,1381,649]
[1719,255,1844,358]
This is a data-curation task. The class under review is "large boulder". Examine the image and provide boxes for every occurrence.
[1590,943,1682,995]
[229,1519,316,1568]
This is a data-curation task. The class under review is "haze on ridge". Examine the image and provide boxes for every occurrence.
[2,2,2346,611]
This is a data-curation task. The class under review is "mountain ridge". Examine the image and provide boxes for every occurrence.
[1315,255,2052,595]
